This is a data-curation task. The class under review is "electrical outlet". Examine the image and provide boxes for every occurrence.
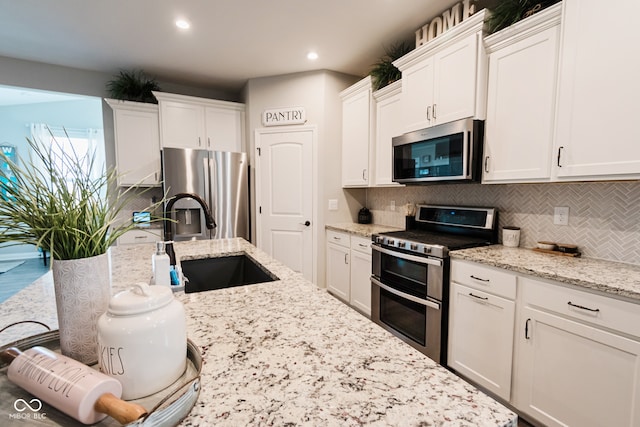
[328,199,338,211]
[554,206,569,226]
[390,200,396,211]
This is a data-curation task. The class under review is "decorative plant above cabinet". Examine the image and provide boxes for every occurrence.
[106,69,160,104]
[369,42,412,91]
[486,0,562,34]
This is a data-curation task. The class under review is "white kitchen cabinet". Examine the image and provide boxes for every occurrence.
[105,99,161,187]
[340,77,373,187]
[394,10,487,133]
[553,0,640,181]
[513,276,640,427]
[482,5,561,183]
[117,228,162,246]
[326,230,351,302]
[372,81,403,187]
[154,91,245,152]
[448,260,516,401]
[325,230,373,316]
[349,235,372,316]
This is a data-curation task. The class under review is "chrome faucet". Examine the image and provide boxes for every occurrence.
[163,192,216,264]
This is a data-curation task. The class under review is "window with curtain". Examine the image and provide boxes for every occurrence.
[30,123,106,189]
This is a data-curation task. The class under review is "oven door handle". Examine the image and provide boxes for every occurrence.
[372,244,443,267]
[371,277,441,310]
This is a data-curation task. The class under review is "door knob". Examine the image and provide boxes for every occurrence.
[300,221,311,226]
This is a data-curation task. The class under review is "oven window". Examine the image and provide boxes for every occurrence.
[380,253,427,299]
[380,288,426,346]
[394,133,464,180]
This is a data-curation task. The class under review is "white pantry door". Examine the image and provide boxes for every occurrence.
[256,127,314,281]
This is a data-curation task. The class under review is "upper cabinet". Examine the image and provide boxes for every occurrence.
[482,4,561,183]
[553,0,640,181]
[153,92,245,152]
[340,76,374,187]
[105,99,161,187]
[373,81,404,187]
[394,9,488,133]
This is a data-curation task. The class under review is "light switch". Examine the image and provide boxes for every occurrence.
[328,199,338,211]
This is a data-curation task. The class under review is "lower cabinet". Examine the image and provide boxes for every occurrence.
[449,260,640,427]
[513,277,640,427]
[325,230,372,316]
[448,260,516,401]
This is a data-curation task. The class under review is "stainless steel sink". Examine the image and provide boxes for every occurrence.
[181,254,278,293]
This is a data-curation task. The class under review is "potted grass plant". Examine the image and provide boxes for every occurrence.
[0,131,164,363]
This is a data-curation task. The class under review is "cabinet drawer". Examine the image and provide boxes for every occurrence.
[118,229,162,245]
[451,259,517,300]
[350,235,372,255]
[521,276,640,339]
[326,230,350,248]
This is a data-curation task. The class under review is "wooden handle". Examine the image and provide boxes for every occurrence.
[94,393,147,425]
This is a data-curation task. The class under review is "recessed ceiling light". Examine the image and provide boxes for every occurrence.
[175,19,190,30]
[307,52,319,60]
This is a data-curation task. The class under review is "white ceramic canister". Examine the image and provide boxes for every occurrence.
[97,283,187,400]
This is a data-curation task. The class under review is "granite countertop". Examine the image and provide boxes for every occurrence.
[0,239,517,426]
[451,245,640,302]
[326,222,403,237]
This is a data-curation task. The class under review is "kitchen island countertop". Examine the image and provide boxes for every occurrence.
[0,238,517,426]
[451,245,640,302]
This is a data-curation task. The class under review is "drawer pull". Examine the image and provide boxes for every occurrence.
[134,236,148,239]
[470,275,490,282]
[469,292,488,301]
[567,301,600,313]
[358,243,368,248]
[525,318,531,340]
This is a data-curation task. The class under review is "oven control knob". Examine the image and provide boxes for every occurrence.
[398,241,406,248]
[410,243,418,251]
[387,239,395,246]
[375,236,384,244]
[424,247,431,254]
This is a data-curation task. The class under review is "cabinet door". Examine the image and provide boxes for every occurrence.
[483,26,559,183]
[349,245,372,316]
[514,306,640,427]
[113,107,161,186]
[341,88,371,187]
[205,106,244,152]
[326,243,350,302]
[401,56,435,132]
[554,0,640,180]
[448,282,515,400]
[159,100,205,149]
[374,86,403,186]
[432,34,478,125]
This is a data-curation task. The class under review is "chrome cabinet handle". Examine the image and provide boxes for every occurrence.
[484,156,490,173]
[426,105,431,120]
[344,253,349,264]
[568,301,600,313]
[525,318,531,340]
[433,103,437,119]
[470,275,490,282]
[198,137,202,147]
[362,169,367,180]
[557,146,564,167]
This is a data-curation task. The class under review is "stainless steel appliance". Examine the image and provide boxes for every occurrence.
[392,118,484,184]
[371,204,497,363]
[162,148,249,241]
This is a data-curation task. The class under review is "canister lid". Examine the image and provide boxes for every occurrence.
[107,283,174,316]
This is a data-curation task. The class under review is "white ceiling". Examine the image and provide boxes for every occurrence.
[0,0,455,95]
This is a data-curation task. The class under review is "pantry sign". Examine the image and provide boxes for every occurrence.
[262,106,306,126]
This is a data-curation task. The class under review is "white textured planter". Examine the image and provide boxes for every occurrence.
[52,251,112,364]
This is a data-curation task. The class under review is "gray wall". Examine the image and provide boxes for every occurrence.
[368,181,640,265]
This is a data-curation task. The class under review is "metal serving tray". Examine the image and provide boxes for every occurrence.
[0,330,202,427]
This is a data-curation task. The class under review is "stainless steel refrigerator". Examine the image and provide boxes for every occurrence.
[161,148,249,241]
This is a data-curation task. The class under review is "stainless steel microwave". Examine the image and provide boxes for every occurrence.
[392,118,484,184]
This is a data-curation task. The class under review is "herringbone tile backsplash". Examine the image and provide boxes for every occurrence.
[367,181,640,265]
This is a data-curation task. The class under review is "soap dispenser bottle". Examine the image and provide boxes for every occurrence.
[152,241,171,286]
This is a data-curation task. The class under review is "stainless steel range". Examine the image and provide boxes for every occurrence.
[371,204,497,363]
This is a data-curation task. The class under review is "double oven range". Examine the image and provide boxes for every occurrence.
[371,205,497,363]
